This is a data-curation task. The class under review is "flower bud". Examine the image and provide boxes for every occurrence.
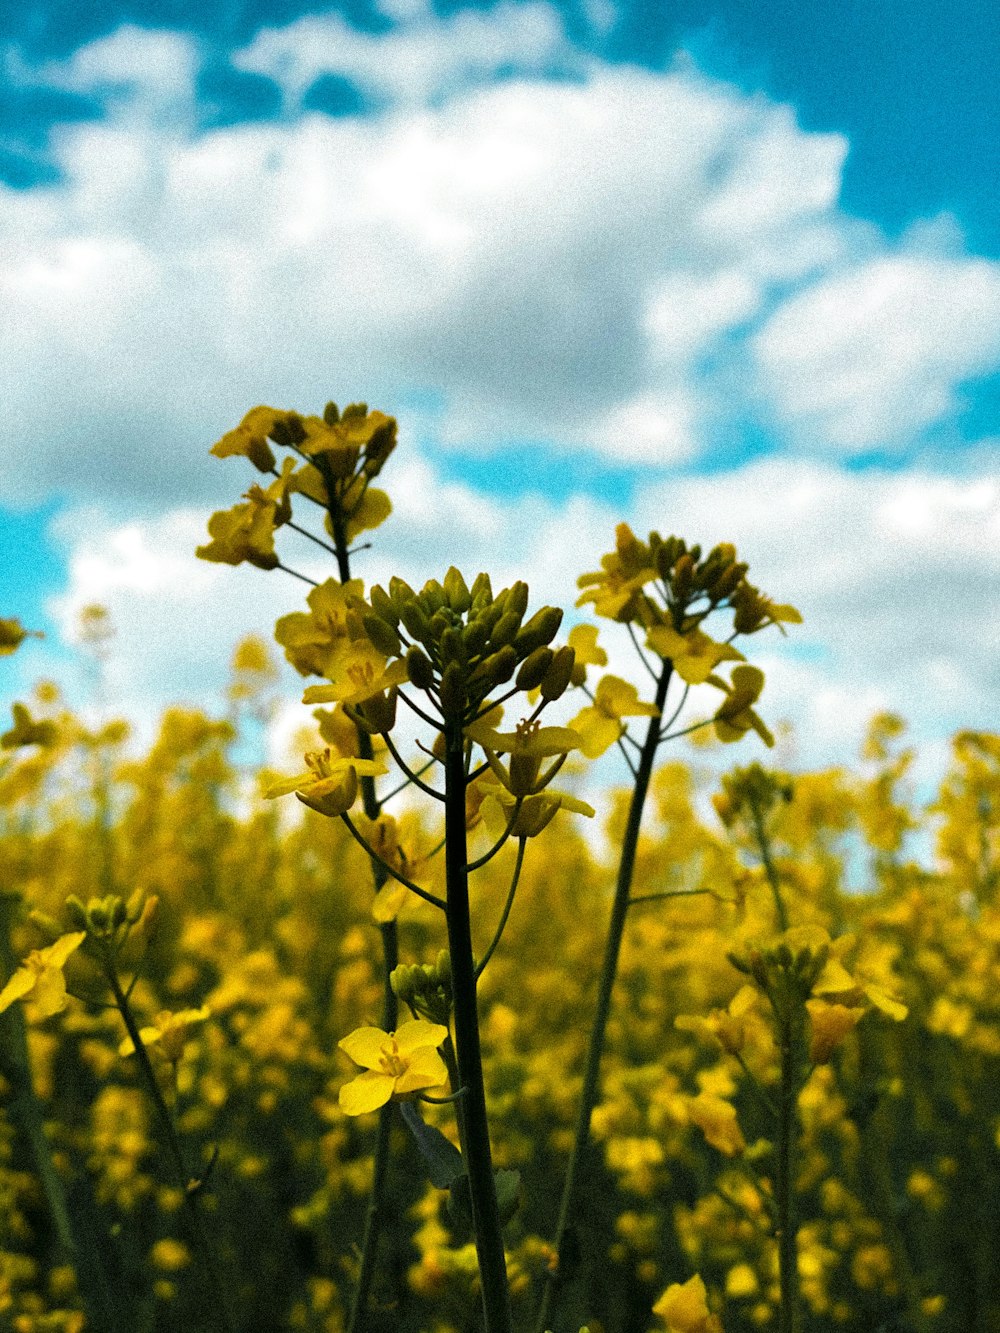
[363,613,401,659]
[506,582,530,619]
[420,579,446,614]
[370,584,399,629]
[443,567,472,614]
[349,688,398,735]
[438,661,466,718]
[323,401,340,425]
[516,647,554,691]
[489,611,522,650]
[462,619,490,658]
[470,646,518,693]
[64,896,89,932]
[398,598,432,643]
[540,646,575,701]
[514,606,563,656]
[406,646,435,691]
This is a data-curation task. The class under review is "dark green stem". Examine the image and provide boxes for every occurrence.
[443,724,513,1333]
[534,661,672,1333]
[748,796,788,932]
[105,955,235,1333]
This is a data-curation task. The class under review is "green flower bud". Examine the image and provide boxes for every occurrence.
[470,645,518,693]
[462,619,490,658]
[443,567,472,614]
[323,401,340,425]
[421,579,446,614]
[440,626,466,666]
[389,577,417,615]
[514,605,563,656]
[390,965,415,1002]
[435,949,451,984]
[398,598,432,643]
[406,646,435,691]
[506,582,530,619]
[489,611,523,650]
[470,572,493,607]
[439,661,466,718]
[64,896,89,932]
[348,688,398,735]
[515,646,554,691]
[362,613,402,658]
[540,645,576,701]
[370,584,399,629]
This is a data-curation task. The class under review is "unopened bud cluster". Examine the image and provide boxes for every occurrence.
[713,764,794,828]
[46,891,158,951]
[362,568,573,726]
[728,937,830,1011]
[392,951,453,1025]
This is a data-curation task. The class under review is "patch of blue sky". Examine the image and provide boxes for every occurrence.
[428,437,644,508]
[0,502,66,631]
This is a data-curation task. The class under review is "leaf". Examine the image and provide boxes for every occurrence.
[398,1101,464,1189]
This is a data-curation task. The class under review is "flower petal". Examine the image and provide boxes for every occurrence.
[339,1070,395,1116]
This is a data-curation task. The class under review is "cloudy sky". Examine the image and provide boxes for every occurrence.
[2,0,998,787]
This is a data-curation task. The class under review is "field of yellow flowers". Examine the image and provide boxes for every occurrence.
[2,403,999,1333]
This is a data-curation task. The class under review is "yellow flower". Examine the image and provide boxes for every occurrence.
[676,985,758,1057]
[196,461,296,570]
[567,623,607,685]
[209,404,292,472]
[0,932,86,1019]
[569,675,659,759]
[467,716,582,797]
[119,1007,211,1061]
[686,1093,745,1157]
[0,618,42,656]
[479,782,595,839]
[265,749,388,817]
[303,640,409,708]
[806,999,861,1063]
[653,1273,724,1332]
[274,578,366,678]
[646,625,745,685]
[576,524,659,622]
[338,1019,449,1115]
[710,665,774,747]
[1,702,58,750]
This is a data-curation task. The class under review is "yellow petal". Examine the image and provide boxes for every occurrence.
[372,880,410,924]
[0,966,40,1013]
[394,1047,449,1096]
[339,1070,395,1116]
[339,1026,391,1070]
[393,1019,449,1056]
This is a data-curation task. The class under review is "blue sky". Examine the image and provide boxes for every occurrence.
[2,0,998,782]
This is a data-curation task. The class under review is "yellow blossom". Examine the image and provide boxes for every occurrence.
[653,1273,724,1332]
[0,617,42,655]
[119,1007,211,1061]
[338,1019,449,1115]
[302,639,409,708]
[569,675,660,759]
[710,665,774,747]
[1,702,58,749]
[646,624,745,685]
[265,749,387,817]
[0,932,86,1018]
[466,716,583,797]
[686,1093,746,1156]
[806,999,862,1063]
[567,623,608,685]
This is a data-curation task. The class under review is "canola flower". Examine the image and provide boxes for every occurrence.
[653,1273,724,1332]
[0,931,85,1018]
[338,1020,449,1115]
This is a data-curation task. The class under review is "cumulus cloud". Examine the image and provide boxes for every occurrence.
[9,12,994,517]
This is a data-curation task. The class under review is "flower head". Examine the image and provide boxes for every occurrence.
[0,932,86,1018]
[265,749,387,817]
[710,665,774,747]
[653,1273,723,1332]
[568,675,659,759]
[119,1007,211,1062]
[338,1019,449,1115]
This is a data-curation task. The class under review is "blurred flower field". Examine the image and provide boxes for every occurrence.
[2,404,999,1333]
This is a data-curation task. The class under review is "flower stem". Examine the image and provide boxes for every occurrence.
[104,955,236,1333]
[443,723,513,1333]
[535,661,672,1333]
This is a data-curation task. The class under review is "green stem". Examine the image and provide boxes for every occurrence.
[748,796,788,933]
[534,661,672,1333]
[443,724,512,1333]
[105,956,236,1333]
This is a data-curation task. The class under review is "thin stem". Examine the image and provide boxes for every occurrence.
[397,687,446,731]
[285,519,338,555]
[465,802,523,873]
[340,814,446,910]
[535,659,673,1333]
[626,621,659,683]
[475,840,527,980]
[748,795,789,933]
[104,954,235,1333]
[378,758,438,805]
[381,731,445,801]
[627,887,714,908]
[443,723,513,1333]
[276,560,319,587]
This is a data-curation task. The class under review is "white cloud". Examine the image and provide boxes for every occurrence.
[232,3,571,110]
[753,252,1000,450]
